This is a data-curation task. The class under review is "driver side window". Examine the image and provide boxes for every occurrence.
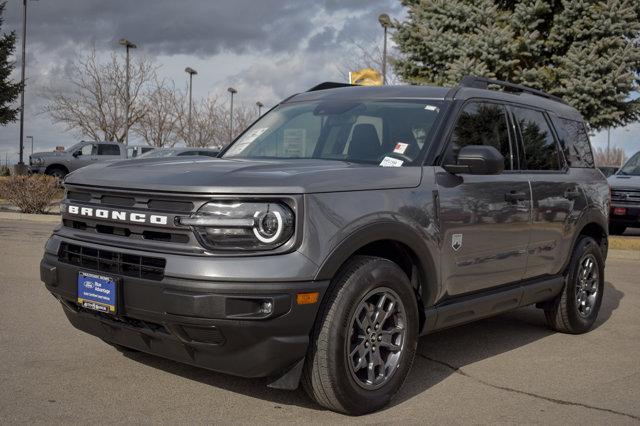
[78,144,94,156]
[446,102,514,170]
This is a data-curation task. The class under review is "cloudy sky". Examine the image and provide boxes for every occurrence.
[0,0,637,164]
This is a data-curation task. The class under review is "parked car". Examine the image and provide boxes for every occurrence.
[127,145,155,158]
[608,150,640,235]
[40,77,608,415]
[29,141,154,178]
[138,147,220,158]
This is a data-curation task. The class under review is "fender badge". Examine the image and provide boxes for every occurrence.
[452,234,463,252]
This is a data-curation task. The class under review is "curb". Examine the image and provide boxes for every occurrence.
[0,211,61,223]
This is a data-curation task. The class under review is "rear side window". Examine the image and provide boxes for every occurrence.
[97,144,121,156]
[446,102,514,170]
[512,107,561,170]
[551,117,594,168]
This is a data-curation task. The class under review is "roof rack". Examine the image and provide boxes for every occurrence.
[459,75,566,104]
[307,82,356,92]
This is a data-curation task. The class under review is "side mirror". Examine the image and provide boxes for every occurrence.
[72,151,81,158]
[443,145,505,175]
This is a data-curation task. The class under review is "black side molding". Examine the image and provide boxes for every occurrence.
[422,275,564,335]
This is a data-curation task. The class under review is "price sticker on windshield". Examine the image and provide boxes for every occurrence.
[380,156,404,167]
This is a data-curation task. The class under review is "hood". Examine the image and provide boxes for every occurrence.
[64,157,422,194]
[30,150,67,158]
[608,174,640,189]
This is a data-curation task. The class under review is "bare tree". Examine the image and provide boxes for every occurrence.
[594,146,627,167]
[174,93,257,149]
[41,47,156,143]
[133,78,179,147]
[175,95,225,148]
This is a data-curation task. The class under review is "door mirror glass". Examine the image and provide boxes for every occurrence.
[444,145,505,175]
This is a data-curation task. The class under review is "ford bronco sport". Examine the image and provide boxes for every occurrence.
[40,76,609,415]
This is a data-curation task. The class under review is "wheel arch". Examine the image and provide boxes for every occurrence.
[314,222,439,314]
[562,208,608,273]
[45,164,69,175]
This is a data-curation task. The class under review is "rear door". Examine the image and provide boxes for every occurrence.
[510,106,586,278]
[437,101,532,297]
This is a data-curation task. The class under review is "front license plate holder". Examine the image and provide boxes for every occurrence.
[77,271,119,315]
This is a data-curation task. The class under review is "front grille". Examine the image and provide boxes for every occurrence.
[611,189,640,203]
[59,242,166,281]
[67,189,196,213]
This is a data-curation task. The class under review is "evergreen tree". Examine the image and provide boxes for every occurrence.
[0,1,21,126]
[393,0,640,129]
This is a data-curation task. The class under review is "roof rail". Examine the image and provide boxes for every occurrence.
[459,75,566,104]
[307,82,356,92]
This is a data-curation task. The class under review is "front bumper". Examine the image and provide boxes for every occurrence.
[40,241,329,381]
[610,203,640,228]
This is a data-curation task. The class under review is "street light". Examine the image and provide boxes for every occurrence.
[185,67,198,142]
[26,136,33,156]
[227,87,237,143]
[378,13,391,85]
[256,101,264,117]
[118,38,137,145]
[17,0,38,172]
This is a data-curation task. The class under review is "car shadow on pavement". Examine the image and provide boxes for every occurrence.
[121,281,623,413]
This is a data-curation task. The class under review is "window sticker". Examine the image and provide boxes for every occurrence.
[393,142,409,154]
[424,105,439,112]
[283,128,306,157]
[380,156,404,167]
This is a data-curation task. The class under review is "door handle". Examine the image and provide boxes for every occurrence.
[564,189,581,200]
[505,191,527,203]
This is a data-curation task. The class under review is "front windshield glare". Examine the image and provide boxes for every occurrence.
[619,152,640,176]
[223,99,444,166]
[139,149,178,158]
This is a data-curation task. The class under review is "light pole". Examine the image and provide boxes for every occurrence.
[256,101,263,117]
[118,38,137,145]
[17,0,32,171]
[227,87,237,143]
[26,136,33,156]
[185,67,198,142]
[378,14,391,85]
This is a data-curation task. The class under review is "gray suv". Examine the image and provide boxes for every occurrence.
[30,141,154,178]
[40,77,609,415]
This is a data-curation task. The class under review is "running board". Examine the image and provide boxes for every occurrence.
[421,275,564,335]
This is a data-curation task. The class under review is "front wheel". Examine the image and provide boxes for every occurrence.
[544,236,604,334]
[302,256,419,415]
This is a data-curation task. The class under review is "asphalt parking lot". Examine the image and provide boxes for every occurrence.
[1,219,639,424]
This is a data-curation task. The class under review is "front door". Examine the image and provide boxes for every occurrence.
[437,101,532,297]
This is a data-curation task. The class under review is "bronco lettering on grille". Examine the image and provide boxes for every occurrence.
[65,205,168,225]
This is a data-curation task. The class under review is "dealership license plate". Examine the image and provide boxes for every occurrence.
[77,272,117,314]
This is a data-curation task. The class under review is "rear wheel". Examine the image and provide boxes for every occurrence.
[609,224,626,235]
[302,256,418,415]
[544,236,604,334]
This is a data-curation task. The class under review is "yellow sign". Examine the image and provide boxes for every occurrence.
[349,68,383,86]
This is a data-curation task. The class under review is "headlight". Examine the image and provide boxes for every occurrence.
[179,201,295,251]
[30,157,43,166]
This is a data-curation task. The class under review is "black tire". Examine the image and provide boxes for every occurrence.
[302,256,419,415]
[46,166,68,180]
[544,236,604,334]
[102,339,139,353]
[609,224,626,235]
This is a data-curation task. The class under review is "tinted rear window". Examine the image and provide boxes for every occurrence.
[551,117,594,168]
[98,144,121,156]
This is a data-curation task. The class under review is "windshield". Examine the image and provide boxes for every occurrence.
[139,149,182,158]
[222,99,445,166]
[618,151,640,176]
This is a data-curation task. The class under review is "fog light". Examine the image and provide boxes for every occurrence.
[259,301,273,315]
[613,207,627,216]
